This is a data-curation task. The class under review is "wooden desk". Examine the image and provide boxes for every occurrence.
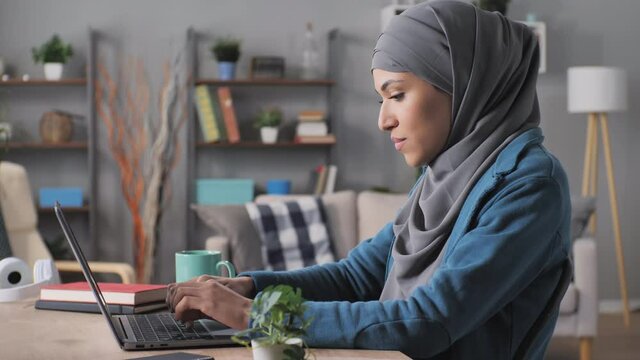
[0,298,410,359]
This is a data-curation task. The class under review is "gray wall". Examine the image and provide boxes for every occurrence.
[1,0,638,303]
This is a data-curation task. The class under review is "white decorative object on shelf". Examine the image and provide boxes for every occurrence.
[301,22,320,80]
[260,126,278,144]
[44,63,63,80]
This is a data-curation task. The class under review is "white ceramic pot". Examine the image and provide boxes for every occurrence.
[251,338,304,360]
[44,63,63,80]
[260,127,278,144]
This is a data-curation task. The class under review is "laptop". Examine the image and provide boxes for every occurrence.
[54,202,238,350]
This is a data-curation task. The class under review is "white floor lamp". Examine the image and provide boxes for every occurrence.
[567,66,631,327]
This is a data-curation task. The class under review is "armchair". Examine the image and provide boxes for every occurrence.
[0,161,134,284]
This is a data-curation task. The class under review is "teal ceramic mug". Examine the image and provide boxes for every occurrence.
[175,250,236,283]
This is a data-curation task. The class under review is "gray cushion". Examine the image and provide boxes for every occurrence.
[571,196,596,241]
[191,204,264,272]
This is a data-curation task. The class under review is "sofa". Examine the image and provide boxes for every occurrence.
[195,190,597,359]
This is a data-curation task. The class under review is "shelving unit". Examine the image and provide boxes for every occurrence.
[184,27,340,247]
[0,29,97,257]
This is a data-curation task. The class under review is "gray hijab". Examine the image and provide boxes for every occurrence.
[373,0,541,300]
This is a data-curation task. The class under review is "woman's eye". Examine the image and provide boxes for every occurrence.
[391,93,405,101]
[378,99,383,104]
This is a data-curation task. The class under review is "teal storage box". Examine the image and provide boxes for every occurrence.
[39,187,83,207]
[196,179,254,205]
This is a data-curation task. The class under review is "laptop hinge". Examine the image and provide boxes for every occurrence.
[112,316,130,344]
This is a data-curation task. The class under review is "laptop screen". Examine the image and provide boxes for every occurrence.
[54,202,123,346]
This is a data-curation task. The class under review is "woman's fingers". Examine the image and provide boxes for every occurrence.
[174,295,205,323]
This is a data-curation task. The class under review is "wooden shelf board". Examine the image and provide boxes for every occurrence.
[194,78,334,86]
[5,141,88,150]
[38,206,89,214]
[0,78,87,86]
[196,140,335,148]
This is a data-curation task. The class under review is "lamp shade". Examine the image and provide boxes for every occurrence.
[567,66,628,113]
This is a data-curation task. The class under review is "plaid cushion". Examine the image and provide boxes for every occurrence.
[245,197,335,271]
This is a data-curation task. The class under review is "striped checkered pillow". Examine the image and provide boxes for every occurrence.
[245,197,335,271]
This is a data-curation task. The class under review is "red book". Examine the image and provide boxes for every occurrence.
[217,87,241,143]
[40,282,167,305]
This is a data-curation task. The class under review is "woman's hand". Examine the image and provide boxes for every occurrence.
[166,276,255,329]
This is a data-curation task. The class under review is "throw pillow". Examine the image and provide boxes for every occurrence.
[570,196,596,241]
[246,197,335,271]
[255,190,357,259]
[191,204,264,272]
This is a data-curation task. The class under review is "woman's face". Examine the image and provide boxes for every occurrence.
[373,69,452,167]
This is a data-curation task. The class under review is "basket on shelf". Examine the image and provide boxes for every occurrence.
[39,111,73,143]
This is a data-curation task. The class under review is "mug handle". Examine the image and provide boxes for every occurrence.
[216,261,236,278]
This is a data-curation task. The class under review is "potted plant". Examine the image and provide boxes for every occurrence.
[232,285,312,360]
[211,37,241,80]
[32,34,74,80]
[254,107,282,144]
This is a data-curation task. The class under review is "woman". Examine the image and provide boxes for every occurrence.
[167,1,571,358]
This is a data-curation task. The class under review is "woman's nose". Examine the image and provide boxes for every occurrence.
[378,105,398,131]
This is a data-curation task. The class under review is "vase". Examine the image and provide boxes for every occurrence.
[217,61,236,80]
[251,338,304,360]
[44,63,63,80]
[260,127,278,144]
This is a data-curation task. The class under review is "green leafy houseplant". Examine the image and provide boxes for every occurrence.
[473,0,511,15]
[254,107,283,129]
[211,37,241,63]
[32,34,74,64]
[232,285,312,360]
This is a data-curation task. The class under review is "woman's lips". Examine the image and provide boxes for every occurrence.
[392,137,407,151]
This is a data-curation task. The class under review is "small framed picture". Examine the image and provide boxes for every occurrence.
[520,21,547,74]
[250,56,285,79]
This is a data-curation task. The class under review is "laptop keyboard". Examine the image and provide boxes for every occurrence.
[126,313,215,342]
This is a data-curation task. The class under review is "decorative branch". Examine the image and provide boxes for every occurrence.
[95,54,186,283]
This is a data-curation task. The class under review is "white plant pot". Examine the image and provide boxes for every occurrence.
[44,63,64,80]
[260,127,278,144]
[251,338,304,360]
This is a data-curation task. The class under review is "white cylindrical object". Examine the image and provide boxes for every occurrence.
[44,63,63,80]
[260,127,278,144]
[0,257,32,288]
[567,66,628,113]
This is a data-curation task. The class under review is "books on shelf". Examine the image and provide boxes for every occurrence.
[324,165,338,194]
[294,134,336,144]
[194,85,223,142]
[217,87,241,143]
[296,122,328,137]
[298,110,326,122]
[35,299,166,314]
[312,164,338,195]
[313,165,328,195]
[40,282,167,305]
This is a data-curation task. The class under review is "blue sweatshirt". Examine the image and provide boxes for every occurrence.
[243,128,571,359]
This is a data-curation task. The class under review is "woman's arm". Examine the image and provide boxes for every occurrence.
[300,177,568,358]
[241,222,395,302]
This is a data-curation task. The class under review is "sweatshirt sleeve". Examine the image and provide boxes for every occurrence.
[241,222,395,302]
[300,177,566,359]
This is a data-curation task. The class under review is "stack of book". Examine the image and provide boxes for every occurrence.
[313,164,338,195]
[36,282,168,314]
[194,85,241,143]
[294,110,336,144]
